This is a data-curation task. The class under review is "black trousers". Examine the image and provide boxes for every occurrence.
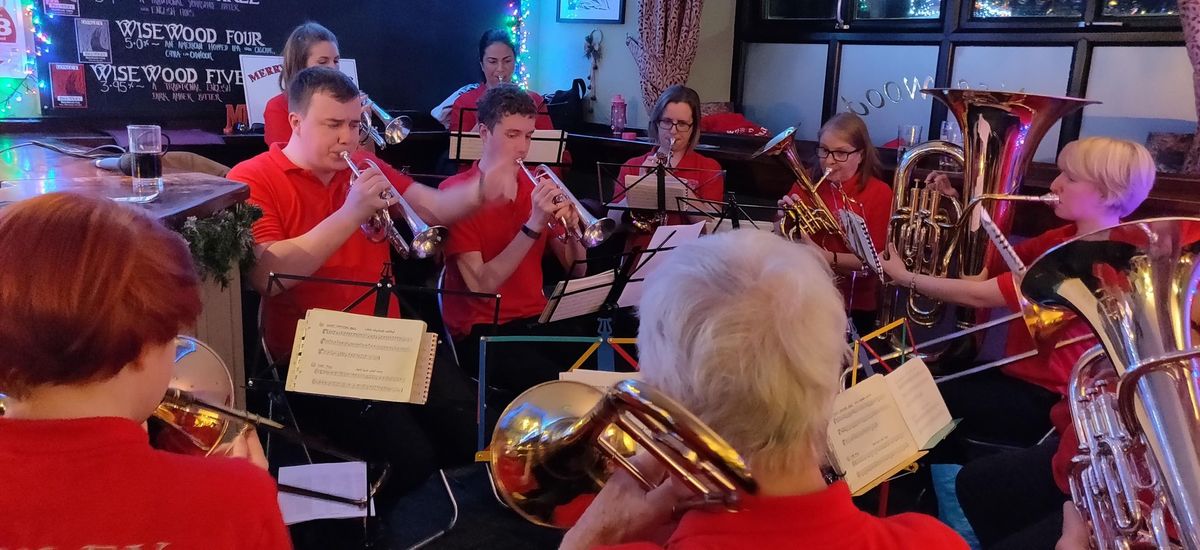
[937,369,1059,461]
[956,436,1067,549]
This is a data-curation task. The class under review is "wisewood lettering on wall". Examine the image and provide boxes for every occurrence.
[841,77,1019,116]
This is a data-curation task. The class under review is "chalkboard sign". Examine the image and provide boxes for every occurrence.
[36,0,501,121]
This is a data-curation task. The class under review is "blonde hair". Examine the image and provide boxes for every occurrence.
[637,230,848,472]
[1057,137,1156,217]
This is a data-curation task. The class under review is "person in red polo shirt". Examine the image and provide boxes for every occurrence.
[432,29,554,133]
[263,22,340,146]
[440,83,586,395]
[559,230,966,550]
[776,112,891,337]
[0,193,289,549]
[229,66,506,492]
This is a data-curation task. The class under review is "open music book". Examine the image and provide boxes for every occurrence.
[449,128,565,164]
[622,173,693,212]
[286,308,437,404]
[559,369,642,390]
[616,222,705,309]
[539,269,617,323]
[827,357,955,495]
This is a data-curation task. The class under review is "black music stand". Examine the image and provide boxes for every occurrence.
[674,193,779,233]
[449,107,565,166]
[596,160,725,228]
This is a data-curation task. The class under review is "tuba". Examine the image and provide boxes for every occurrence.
[885,89,1095,330]
[754,126,884,280]
[484,379,758,528]
[518,159,616,248]
[1022,217,1200,549]
[360,98,412,149]
[341,151,448,259]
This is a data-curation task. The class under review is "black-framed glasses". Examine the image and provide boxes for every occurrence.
[655,118,694,132]
[816,147,860,162]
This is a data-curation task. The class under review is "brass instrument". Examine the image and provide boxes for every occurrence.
[753,126,884,280]
[628,136,676,233]
[884,89,1095,333]
[486,379,758,528]
[360,99,412,149]
[518,159,615,248]
[1022,217,1200,549]
[341,151,447,259]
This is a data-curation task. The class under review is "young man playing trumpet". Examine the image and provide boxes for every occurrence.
[440,83,588,396]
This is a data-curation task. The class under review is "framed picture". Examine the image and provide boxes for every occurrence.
[557,0,625,24]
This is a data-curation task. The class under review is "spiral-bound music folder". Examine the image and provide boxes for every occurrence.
[285,308,437,404]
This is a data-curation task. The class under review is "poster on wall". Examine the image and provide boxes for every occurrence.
[49,62,86,108]
[240,54,359,126]
[74,18,112,64]
[556,0,625,23]
[0,1,29,79]
[42,0,77,17]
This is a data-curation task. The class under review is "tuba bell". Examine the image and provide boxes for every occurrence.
[883,89,1095,338]
[1022,217,1200,549]
[341,151,448,259]
[484,379,758,528]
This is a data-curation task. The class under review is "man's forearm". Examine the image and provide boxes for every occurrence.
[465,228,539,294]
[249,211,361,295]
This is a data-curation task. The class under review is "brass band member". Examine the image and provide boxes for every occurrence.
[263,22,341,146]
[777,112,890,335]
[561,230,967,549]
[434,29,555,133]
[881,138,1156,548]
[0,193,288,548]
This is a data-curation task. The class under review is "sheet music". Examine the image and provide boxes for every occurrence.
[277,461,374,525]
[884,358,953,450]
[827,374,917,494]
[559,369,641,390]
[623,173,692,211]
[617,222,705,309]
[450,129,564,163]
[541,269,617,323]
[839,209,883,277]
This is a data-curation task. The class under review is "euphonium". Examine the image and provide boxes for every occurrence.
[518,159,615,248]
[341,151,448,259]
[485,379,758,528]
[360,98,412,149]
[1022,217,1200,550]
[884,89,1095,332]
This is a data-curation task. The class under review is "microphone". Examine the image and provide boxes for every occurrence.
[94,154,133,175]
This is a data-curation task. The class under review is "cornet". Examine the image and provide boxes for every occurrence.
[341,151,447,259]
[360,98,411,149]
[517,159,615,248]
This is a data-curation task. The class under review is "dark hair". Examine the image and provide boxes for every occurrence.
[287,66,360,115]
[0,193,202,399]
[647,85,702,151]
[279,22,338,91]
[477,28,516,82]
[818,112,880,190]
[477,83,536,130]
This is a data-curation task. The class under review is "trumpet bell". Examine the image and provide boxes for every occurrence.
[580,216,617,248]
[410,225,449,259]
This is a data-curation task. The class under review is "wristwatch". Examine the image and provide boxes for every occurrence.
[520,224,542,239]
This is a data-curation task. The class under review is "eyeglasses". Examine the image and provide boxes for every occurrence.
[816,147,860,163]
[655,118,694,132]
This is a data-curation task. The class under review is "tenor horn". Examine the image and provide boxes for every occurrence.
[360,99,412,149]
[341,151,447,259]
[485,379,758,528]
[883,90,1095,335]
[518,160,615,248]
[1022,217,1200,549]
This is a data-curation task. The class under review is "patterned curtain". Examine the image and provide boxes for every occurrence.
[1183,2,1200,174]
[626,0,706,115]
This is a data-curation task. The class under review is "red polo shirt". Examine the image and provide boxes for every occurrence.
[0,416,290,549]
[600,481,967,550]
[262,92,290,146]
[228,143,414,360]
[616,149,725,250]
[787,174,892,312]
[448,84,553,132]
[440,163,550,340]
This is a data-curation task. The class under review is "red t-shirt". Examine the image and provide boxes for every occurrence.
[600,481,967,550]
[989,224,1096,395]
[616,149,725,250]
[228,143,414,360]
[440,163,550,340]
[262,92,291,146]
[786,174,891,312]
[0,416,290,549]
[448,85,553,132]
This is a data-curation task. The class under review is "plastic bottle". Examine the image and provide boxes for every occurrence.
[610,94,627,136]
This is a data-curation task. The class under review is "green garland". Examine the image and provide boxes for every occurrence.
[179,203,262,289]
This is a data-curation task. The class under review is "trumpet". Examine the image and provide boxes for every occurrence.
[485,379,758,528]
[360,99,411,149]
[341,151,447,259]
[517,159,615,248]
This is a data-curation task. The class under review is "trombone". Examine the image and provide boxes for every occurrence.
[340,151,447,259]
[360,99,411,149]
[517,159,616,248]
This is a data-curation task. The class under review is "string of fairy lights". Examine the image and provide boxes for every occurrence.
[0,0,51,116]
[504,0,531,89]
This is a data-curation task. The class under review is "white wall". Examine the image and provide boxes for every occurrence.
[531,0,735,129]
[741,43,828,140]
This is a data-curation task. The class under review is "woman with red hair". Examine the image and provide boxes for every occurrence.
[0,193,289,548]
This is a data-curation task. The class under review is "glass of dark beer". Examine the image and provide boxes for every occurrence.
[128,124,163,201]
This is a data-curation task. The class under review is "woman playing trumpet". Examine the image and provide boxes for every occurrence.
[777,112,891,335]
[0,193,289,548]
